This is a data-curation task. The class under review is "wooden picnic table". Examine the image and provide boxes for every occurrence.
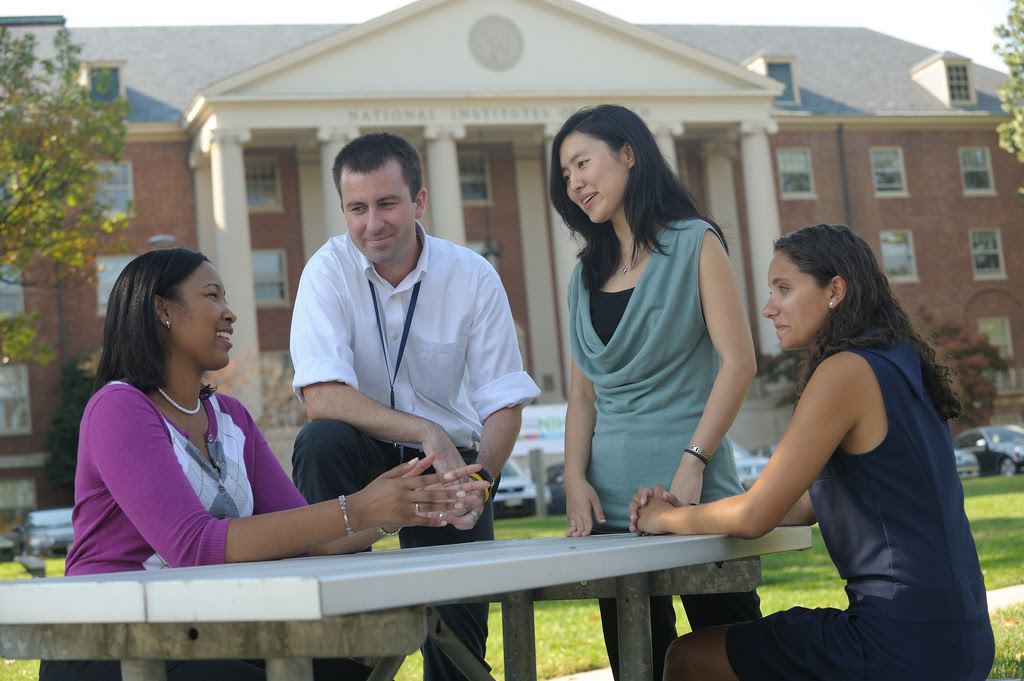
[0,527,812,681]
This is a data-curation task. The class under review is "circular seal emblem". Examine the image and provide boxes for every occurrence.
[468,15,524,71]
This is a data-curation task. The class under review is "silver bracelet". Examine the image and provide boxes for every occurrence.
[376,526,400,537]
[338,495,355,537]
[685,443,711,466]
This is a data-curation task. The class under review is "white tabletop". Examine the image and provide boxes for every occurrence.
[0,528,811,625]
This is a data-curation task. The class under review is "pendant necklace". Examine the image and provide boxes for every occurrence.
[158,387,202,415]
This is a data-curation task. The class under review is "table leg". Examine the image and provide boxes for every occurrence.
[266,658,314,681]
[615,574,652,681]
[369,655,406,681]
[424,606,497,681]
[501,590,537,681]
[120,660,167,681]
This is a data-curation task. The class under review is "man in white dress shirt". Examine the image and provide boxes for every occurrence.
[289,132,540,681]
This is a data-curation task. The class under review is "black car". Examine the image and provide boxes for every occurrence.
[953,425,1024,477]
[12,507,75,557]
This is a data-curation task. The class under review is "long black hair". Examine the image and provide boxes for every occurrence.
[548,104,724,291]
[94,247,216,397]
[774,224,961,420]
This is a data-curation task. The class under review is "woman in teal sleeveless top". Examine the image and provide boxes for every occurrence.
[635,224,993,681]
[548,104,760,680]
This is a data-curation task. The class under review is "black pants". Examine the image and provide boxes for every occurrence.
[292,419,493,681]
[598,590,762,681]
[40,657,370,681]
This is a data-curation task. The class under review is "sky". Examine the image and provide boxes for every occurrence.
[0,0,1013,72]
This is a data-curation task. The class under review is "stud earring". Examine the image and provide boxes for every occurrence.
[165,320,171,329]
[829,301,834,309]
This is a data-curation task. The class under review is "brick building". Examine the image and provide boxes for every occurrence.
[2,0,1022,513]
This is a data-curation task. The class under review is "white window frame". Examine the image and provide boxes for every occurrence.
[946,63,976,106]
[776,148,815,199]
[958,147,995,196]
[79,61,126,102]
[458,151,492,204]
[879,230,918,283]
[245,158,283,213]
[252,249,289,308]
[746,56,801,107]
[0,265,24,317]
[96,254,135,315]
[766,60,799,106]
[0,363,32,437]
[869,147,908,197]
[977,316,1012,359]
[0,478,36,514]
[969,228,1006,280]
[97,162,134,215]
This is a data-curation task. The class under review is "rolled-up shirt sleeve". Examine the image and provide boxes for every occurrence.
[466,266,541,421]
[290,260,360,404]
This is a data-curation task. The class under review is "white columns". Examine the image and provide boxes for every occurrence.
[423,125,467,244]
[190,148,217,264]
[739,120,783,356]
[513,140,564,402]
[701,138,750,324]
[297,146,326,262]
[317,127,359,243]
[544,128,578,396]
[653,122,684,174]
[209,127,263,417]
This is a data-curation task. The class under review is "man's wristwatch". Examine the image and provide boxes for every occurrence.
[469,466,494,502]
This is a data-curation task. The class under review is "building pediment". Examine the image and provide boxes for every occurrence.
[197,0,779,106]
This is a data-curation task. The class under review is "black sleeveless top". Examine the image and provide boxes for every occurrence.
[590,288,634,345]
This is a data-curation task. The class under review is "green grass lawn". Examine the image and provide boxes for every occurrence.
[2,475,1021,680]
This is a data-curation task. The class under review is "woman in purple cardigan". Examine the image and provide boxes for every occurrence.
[41,247,487,681]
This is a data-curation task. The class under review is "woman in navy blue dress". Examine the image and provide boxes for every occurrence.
[632,224,994,681]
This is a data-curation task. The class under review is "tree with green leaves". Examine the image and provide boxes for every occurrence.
[996,0,1024,197]
[44,353,97,488]
[0,25,131,365]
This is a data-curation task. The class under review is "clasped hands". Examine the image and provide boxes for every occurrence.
[628,483,688,535]
[357,452,490,534]
[417,425,487,531]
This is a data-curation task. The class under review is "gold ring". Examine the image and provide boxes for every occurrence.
[415,503,420,514]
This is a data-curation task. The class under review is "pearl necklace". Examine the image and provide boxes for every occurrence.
[158,387,201,415]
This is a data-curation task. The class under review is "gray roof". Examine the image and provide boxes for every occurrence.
[646,25,1007,115]
[8,22,1008,124]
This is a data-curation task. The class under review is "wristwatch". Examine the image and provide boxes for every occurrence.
[469,466,494,502]
[475,466,494,487]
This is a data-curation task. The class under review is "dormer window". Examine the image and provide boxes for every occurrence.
[947,64,971,104]
[79,61,126,103]
[744,55,800,106]
[910,53,976,107]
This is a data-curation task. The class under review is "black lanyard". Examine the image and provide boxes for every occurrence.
[368,280,421,409]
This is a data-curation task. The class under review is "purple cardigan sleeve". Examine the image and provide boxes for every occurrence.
[76,384,233,567]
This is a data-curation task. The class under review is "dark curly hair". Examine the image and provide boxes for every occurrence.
[774,224,961,420]
[547,104,724,292]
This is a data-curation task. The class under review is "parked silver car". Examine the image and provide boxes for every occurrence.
[493,459,551,518]
[953,424,1024,477]
[954,448,980,479]
[12,507,74,557]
